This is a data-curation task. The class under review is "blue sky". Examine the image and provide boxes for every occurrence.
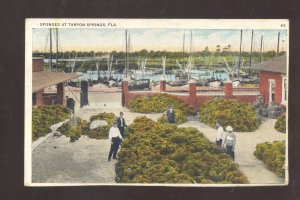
[32,28,287,52]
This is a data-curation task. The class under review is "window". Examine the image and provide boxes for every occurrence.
[282,76,288,104]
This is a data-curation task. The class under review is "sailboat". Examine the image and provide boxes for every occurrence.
[124,31,151,90]
[167,32,189,87]
[224,30,260,85]
[187,31,222,87]
[131,57,148,79]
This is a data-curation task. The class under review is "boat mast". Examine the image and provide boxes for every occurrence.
[182,33,185,68]
[260,35,264,62]
[96,59,100,81]
[163,57,165,79]
[128,34,131,76]
[107,55,110,79]
[190,30,192,55]
[189,30,193,79]
[238,29,243,79]
[249,30,254,74]
[109,55,113,79]
[276,31,280,58]
[125,30,128,78]
[56,28,59,71]
[49,28,52,72]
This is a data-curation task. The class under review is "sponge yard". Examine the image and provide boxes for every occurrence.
[26,19,288,186]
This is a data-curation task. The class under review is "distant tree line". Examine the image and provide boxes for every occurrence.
[33,47,286,60]
[33,47,286,72]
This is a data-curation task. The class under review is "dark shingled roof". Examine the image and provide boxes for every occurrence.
[252,55,287,74]
[33,71,81,93]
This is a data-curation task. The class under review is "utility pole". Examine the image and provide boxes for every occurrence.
[260,35,264,63]
[238,29,243,79]
[49,28,52,72]
[249,30,254,74]
[276,31,280,58]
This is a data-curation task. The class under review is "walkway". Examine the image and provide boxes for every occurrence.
[179,117,286,184]
[32,102,161,184]
[32,135,117,183]
[32,91,287,184]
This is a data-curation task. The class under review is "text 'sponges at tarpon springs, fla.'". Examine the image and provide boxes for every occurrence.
[40,22,117,27]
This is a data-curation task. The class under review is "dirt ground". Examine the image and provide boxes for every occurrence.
[32,92,287,184]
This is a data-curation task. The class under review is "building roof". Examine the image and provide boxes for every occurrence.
[252,55,287,74]
[33,71,81,93]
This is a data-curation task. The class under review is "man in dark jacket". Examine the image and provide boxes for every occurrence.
[117,112,127,137]
[66,96,75,113]
[166,104,175,123]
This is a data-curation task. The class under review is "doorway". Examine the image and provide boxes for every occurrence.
[268,79,276,103]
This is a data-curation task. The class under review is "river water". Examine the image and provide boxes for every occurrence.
[79,70,230,81]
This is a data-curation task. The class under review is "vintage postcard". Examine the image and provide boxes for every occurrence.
[25,19,289,186]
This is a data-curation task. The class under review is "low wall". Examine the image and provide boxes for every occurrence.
[122,80,260,110]
[42,93,58,105]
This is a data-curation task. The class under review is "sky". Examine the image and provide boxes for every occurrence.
[32,28,288,53]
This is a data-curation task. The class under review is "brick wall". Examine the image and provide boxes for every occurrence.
[259,70,283,104]
[122,80,259,110]
[42,94,58,105]
[33,83,66,107]
[35,90,44,106]
[32,58,44,72]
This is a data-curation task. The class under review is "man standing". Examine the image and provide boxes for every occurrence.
[117,112,127,137]
[166,104,175,124]
[215,121,224,147]
[66,95,75,114]
[108,121,123,161]
[223,126,236,161]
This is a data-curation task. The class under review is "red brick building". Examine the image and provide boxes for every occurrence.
[32,57,81,106]
[253,55,287,105]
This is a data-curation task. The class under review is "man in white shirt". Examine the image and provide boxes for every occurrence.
[215,121,224,147]
[108,121,123,161]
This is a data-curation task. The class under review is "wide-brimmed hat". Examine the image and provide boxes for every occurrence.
[226,126,233,132]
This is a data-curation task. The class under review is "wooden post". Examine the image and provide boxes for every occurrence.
[35,90,44,106]
[160,79,166,92]
[189,79,197,109]
[224,81,233,98]
[122,79,129,107]
[57,82,65,105]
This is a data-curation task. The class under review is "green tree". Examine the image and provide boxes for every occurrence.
[202,46,210,56]
[89,51,95,57]
[139,49,148,57]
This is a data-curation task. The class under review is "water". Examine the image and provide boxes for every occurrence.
[77,70,230,82]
